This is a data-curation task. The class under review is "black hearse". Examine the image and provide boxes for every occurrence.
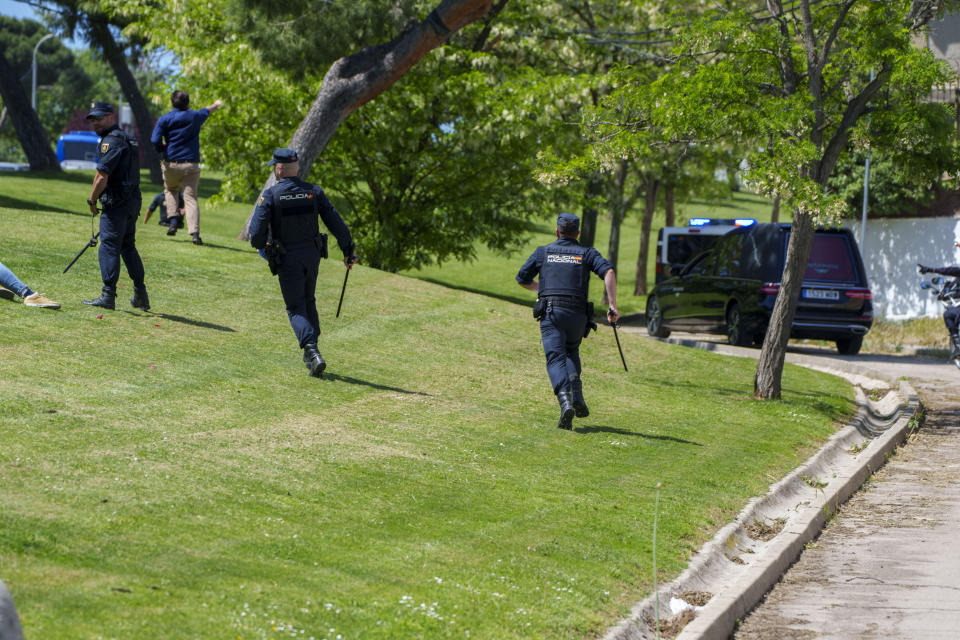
[645,223,873,354]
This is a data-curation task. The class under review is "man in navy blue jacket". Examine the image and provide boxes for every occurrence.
[150,90,222,245]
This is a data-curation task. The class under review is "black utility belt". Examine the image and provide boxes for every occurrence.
[542,296,587,311]
[533,296,590,321]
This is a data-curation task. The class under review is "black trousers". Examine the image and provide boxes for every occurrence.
[944,305,960,333]
[98,200,145,295]
[539,306,587,395]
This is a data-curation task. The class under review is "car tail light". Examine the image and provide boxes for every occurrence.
[845,288,873,300]
[759,283,780,295]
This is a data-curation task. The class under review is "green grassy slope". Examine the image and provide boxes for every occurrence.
[1,171,851,639]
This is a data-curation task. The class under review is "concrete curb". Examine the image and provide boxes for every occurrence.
[601,356,922,640]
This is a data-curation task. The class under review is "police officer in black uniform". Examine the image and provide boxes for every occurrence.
[516,212,619,429]
[249,148,357,377]
[83,101,149,311]
[919,257,960,358]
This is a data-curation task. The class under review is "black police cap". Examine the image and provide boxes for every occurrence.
[557,212,580,230]
[86,101,114,119]
[268,148,298,166]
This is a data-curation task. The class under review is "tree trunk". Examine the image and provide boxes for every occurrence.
[602,162,631,306]
[634,177,659,296]
[239,0,494,240]
[753,209,815,399]
[771,194,780,222]
[89,21,162,184]
[664,182,675,227]
[0,49,59,171]
[579,173,603,248]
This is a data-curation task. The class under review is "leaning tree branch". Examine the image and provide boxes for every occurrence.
[240,0,495,240]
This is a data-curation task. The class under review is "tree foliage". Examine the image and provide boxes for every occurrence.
[828,102,960,217]
[322,60,572,271]
[584,0,957,397]
[0,16,91,162]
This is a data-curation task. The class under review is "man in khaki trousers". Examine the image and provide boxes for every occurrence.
[150,90,223,245]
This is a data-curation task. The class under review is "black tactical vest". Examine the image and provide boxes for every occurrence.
[538,241,591,302]
[100,128,140,207]
[274,181,319,249]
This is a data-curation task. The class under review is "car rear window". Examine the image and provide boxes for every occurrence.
[803,234,857,282]
[667,235,717,265]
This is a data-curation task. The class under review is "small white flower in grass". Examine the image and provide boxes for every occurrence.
[433,576,443,584]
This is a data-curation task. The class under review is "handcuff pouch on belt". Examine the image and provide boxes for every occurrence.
[265,218,285,276]
[533,297,547,321]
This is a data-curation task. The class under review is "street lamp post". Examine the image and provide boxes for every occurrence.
[32,33,54,111]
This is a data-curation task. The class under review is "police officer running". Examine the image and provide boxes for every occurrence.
[83,101,149,311]
[249,148,358,377]
[516,212,619,430]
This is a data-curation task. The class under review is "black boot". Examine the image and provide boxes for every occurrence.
[570,378,589,418]
[303,343,326,378]
[951,332,960,359]
[557,390,575,430]
[166,217,179,236]
[130,286,150,311]
[191,232,203,246]
[82,292,115,310]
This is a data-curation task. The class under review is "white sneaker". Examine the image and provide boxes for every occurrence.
[0,286,14,300]
[23,292,61,309]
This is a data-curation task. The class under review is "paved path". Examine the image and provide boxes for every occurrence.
[732,375,960,640]
[628,329,960,640]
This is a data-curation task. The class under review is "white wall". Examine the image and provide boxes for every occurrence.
[844,217,960,320]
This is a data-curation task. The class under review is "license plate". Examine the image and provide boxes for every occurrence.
[803,288,839,300]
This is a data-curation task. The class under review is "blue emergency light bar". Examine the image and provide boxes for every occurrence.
[687,217,756,227]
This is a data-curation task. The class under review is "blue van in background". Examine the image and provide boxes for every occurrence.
[56,131,100,169]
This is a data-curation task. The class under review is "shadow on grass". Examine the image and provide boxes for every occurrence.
[574,424,702,445]
[14,169,92,184]
[147,312,236,332]
[416,277,533,308]
[324,372,430,396]
[0,194,86,215]
[194,241,252,254]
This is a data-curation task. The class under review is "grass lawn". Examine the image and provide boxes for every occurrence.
[1,171,854,639]
[402,191,776,317]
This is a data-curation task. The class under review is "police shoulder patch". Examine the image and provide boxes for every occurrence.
[100,142,110,153]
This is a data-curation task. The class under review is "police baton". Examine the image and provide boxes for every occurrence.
[335,268,349,318]
[64,210,100,274]
[63,232,100,274]
[609,307,628,372]
[336,256,358,318]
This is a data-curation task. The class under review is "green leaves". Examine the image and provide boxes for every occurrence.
[584,0,954,224]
